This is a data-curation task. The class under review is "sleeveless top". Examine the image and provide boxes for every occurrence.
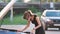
[31,15,42,27]
[31,15,45,34]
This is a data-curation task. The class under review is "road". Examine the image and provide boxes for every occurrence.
[46,31,60,34]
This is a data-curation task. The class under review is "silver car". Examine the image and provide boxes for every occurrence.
[41,10,60,30]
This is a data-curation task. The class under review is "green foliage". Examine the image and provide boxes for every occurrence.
[6,0,10,2]
[0,12,41,25]
[28,6,40,13]
[28,6,42,16]
[17,0,22,2]
[2,15,27,25]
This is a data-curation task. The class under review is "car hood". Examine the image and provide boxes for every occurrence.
[46,17,60,20]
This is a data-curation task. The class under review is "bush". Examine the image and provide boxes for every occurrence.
[28,6,40,13]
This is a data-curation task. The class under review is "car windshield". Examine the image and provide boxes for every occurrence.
[46,11,60,17]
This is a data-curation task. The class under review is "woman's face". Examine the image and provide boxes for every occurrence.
[25,13,31,20]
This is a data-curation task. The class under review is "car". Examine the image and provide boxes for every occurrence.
[41,10,60,30]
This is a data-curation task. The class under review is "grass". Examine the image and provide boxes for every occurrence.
[0,12,41,25]
[1,15,27,25]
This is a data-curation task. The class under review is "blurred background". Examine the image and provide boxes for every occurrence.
[0,0,41,25]
[0,0,60,34]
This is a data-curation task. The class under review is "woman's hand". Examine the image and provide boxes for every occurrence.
[17,30,23,32]
[33,28,36,30]
[31,29,35,34]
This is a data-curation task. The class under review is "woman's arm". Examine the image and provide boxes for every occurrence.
[21,20,30,31]
[33,17,41,30]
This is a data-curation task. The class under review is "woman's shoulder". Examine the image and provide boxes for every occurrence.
[34,14,37,17]
[33,13,40,19]
[34,14,40,19]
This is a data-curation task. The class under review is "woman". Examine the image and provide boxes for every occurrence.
[18,10,45,34]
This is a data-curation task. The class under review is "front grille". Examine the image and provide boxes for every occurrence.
[52,19,60,24]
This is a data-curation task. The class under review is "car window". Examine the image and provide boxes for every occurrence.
[46,11,60,17]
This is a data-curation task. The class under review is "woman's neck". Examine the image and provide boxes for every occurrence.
[31,15,34,21]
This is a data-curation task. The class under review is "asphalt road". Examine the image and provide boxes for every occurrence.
[45,31,60,34]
